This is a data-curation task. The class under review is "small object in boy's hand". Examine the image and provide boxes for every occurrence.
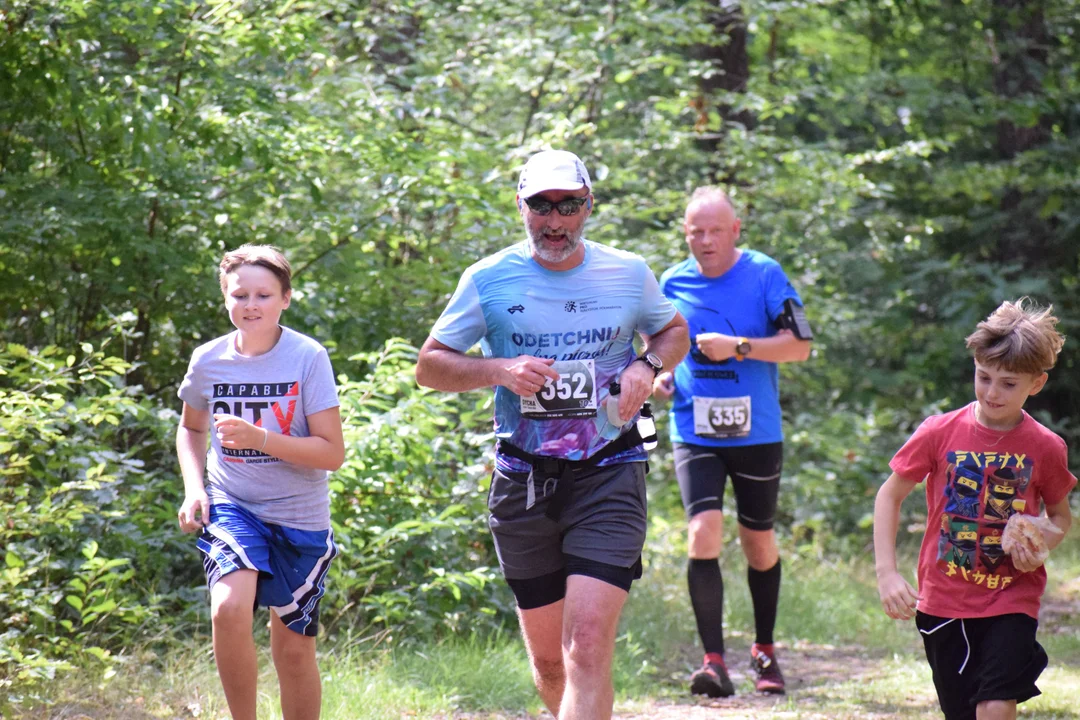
[1001,514,1053,558]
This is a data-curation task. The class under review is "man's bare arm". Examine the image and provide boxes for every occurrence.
[643,312,691,371]
[697,329,810,364]
[616,313,690,422]
[415,337,559,395]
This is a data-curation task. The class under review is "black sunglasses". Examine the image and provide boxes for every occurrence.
[523,195,590,216]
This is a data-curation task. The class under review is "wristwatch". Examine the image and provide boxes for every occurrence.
[734,337,751,361]
[636,352,663,377]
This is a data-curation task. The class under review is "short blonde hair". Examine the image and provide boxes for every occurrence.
[965,298,1065,375]
[218,244,292,295]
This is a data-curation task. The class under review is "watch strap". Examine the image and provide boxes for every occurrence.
[735,337,750,361]
[636,353,662,377]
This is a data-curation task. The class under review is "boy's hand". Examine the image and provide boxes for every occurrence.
[178,490,210,533]
[213,413,267,451]
[877,570,919,620]
[1010,543,1045,573]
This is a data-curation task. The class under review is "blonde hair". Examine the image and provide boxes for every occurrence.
[965,298,1065,375]
[218,244,292,295]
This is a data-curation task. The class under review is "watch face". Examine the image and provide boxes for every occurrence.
[646,352,662,370]
[736,342,751,356]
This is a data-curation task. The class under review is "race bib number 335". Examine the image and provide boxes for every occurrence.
[521,359,598,419]
[693,395,751,438]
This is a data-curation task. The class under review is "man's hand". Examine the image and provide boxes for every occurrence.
[617,360,654,423]
[876,570,919,620]
[652,371,674,401]
[696,333,739,362]
[499,355,560,397]
[178,490,210,533]
[214,414,266,451]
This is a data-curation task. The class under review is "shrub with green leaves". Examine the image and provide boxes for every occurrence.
[0,340,178,706]
[328,339,509,639]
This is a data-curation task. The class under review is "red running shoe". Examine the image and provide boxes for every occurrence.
[750,643,786,694]
[689,653,735,697]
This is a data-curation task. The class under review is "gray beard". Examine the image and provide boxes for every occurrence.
[526,225,582,265]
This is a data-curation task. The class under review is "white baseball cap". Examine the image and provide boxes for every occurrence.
[517,150,592,199]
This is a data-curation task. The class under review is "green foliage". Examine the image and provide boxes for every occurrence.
[3,0,1080,708]
[329,339,506,637]
[0,339,173,706]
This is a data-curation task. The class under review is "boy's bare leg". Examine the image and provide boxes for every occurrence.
[976,699,1017,720]
[270,611,322,720]
[516,599,567,715]
[210,570,259,720]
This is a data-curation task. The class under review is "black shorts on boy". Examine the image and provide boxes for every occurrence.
[916,611,1047,720]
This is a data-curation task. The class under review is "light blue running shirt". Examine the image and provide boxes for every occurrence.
[660,249,802,447]
[432,239,677,471]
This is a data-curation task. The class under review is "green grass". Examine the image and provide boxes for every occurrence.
[16,525,1080,719]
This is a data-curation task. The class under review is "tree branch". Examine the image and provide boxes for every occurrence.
[292,219,377,280]
[520,57,558,146]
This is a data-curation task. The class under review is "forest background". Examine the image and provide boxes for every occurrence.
[2,0,1079,716]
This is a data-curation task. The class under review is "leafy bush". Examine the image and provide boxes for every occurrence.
[328,339,509,639]
[0,340,178,708]
[0,335,510,709]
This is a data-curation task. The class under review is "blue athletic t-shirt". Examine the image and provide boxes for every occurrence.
[432,239,677,472]
[659,249,802,447]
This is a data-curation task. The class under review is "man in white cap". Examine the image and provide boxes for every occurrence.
[417,150,689,720]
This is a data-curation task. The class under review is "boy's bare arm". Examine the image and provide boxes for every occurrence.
[177,404,210,493]
[874,472,921,619]
[1045,496,1072,551]
[176,403,211,532]
[213,406,346,472]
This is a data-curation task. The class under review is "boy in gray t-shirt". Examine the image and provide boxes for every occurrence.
[176,244,344,720]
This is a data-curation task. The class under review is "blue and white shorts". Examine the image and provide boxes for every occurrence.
[197,503,337,637]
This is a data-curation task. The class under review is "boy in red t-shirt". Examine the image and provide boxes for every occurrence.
[874,298,1075,720]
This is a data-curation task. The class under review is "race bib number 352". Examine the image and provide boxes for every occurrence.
[521,359,598,419]
[693,395,751,438]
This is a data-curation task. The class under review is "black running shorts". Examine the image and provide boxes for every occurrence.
[916,611,1046,720]
[673,442,782,531]
[487,461,647,585]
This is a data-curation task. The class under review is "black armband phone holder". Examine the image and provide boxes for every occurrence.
[776,298,813,340]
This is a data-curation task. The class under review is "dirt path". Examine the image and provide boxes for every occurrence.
[442,576,1080,720]
[36,580,1080,720]
[441,642,935,720]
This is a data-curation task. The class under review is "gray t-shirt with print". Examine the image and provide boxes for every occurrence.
[178,326,340,530]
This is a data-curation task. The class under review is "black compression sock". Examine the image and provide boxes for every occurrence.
[748,559,782,646]
[688,558,725,656]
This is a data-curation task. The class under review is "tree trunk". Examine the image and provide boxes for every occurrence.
[693,0,754,155]
[991,0,1052,159]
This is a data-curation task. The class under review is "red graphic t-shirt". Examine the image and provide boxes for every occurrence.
[890,403,1076,619]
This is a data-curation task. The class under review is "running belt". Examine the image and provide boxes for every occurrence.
[496,427,646,520]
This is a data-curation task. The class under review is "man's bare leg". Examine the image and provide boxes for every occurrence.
[557,574,628,720]
[516,599,566,715]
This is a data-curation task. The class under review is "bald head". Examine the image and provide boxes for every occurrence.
[684,186,737,223]
[684,186,741,277]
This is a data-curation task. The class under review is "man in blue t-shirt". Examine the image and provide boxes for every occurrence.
[417,150,689,720]
[654,187,812,697]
